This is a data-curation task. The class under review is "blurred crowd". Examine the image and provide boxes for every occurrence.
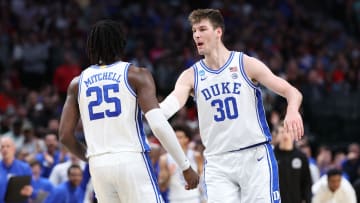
[0,0,359,202]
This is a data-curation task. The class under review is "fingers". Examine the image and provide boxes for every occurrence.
[285,119,304,141]
[182,167,200,190]
[185,176,199,190]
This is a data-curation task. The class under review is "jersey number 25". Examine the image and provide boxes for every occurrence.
[86,84,121,120]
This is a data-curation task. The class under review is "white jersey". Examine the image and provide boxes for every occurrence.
[78,61,150,158]
[167,149,200,202]
[193,51,271,156]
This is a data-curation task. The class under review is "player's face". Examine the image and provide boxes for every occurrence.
[192,19,221,55]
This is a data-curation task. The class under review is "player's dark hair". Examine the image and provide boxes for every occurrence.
[188,9,225,34]
[86,20,126,65]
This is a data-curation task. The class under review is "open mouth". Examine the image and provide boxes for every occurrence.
[197,42,204,47]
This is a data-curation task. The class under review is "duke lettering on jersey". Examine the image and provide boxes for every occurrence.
[200,82,241,101]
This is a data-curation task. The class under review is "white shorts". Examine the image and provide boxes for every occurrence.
[89,152,164,203]
[204,143,280,203]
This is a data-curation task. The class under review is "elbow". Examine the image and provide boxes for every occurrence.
[297,88,303,102]
[58,129,69,146]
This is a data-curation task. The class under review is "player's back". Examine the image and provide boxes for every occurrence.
[78,61,149,158]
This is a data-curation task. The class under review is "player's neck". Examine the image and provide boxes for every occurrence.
[203,45,231,70]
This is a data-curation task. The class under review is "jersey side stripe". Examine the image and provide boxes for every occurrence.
[255,88,272,141]
[193,64,199,102]
[124,63,136,97]
[238,52,259,89]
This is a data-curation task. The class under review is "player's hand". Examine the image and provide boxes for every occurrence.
[284,110,304,141]
[182,166,199,190]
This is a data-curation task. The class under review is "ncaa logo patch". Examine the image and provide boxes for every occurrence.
[199,70,207,81]
[231,73,238,79]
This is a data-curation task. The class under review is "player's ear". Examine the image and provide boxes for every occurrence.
[216,27,222,39]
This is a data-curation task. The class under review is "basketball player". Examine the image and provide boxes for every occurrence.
[158,124,203,203]
[59,20,199,203]
[160,9,304,203]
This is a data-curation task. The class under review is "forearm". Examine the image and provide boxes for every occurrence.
[286,87,303,112]
[60,136,87,162]
[159,94,181,119]
[145,108,190,170]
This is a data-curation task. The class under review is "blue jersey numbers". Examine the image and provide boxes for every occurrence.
[86,84,121,120]
[211,97,238,121]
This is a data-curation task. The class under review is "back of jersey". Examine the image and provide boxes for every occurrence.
[78,62,149,158]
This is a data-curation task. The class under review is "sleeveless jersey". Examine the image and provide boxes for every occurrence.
[78,61,149,158]
[166,149,200,201]
[193,51,272,156]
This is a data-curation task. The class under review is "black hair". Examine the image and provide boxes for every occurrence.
[67,164,82,176]
[173,123,193,141]
[327,168,342,178]
[86,20,126,65]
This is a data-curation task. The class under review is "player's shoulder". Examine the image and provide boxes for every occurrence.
[178,66,195,79]
[68,76,80,90]
[126,64,150,75]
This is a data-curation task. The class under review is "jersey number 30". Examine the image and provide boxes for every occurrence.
[211,97,238,121]
[86,84,121,120]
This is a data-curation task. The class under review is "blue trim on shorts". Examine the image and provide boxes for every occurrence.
[264,143,280,203]
[142,152,164,203]
[135,104,150,152]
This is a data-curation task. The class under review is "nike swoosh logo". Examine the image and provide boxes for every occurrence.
[257,156,264,162]
[201,77,207,81]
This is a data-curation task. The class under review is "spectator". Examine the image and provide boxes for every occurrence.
[34,133,69,178]
[159,124,203,203]
[30,160,54,203]
[296,137,320,184]
[316,145,334,176]
[2,119,24,150]
[342,143,360,184]
[53,50,82,103]
[45,164,85,203]
[312,168,357,203]
[0,137,33,203]
[274,122,312,203]
[49,152,86,186]
[21,123,46,158]
[353,178,360,203]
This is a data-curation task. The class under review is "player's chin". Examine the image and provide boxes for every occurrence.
[197,49,205,55]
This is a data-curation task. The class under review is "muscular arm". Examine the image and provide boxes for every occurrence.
[58,77,88,161]
[159,68,194,119]
[243,54,304,140]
